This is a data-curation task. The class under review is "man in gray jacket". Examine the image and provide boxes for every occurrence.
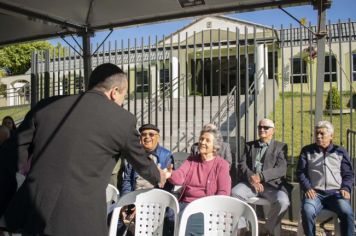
[297,120,354,236]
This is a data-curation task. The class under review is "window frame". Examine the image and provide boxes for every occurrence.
[291,57,307,84]
[324,55,337,82]
[135,70,149,93]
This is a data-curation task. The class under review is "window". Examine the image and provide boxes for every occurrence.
[324,55,337,82]
[136,70,149,92]
[160,69,170,91]
[291,58,307,83]
[74,76,84,90]
[353,53,356,81]
[268,52,278,79]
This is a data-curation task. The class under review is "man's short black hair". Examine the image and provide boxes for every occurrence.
[88,63,125,90]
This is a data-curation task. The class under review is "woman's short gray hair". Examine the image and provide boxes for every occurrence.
[315,120,334,135]
[200,123,223,153]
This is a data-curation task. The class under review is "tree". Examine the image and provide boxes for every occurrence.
[0,41,53,75]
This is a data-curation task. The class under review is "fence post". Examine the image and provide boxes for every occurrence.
[30,52,38,108]
[44,50,50,99]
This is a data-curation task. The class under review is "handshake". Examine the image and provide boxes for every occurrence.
[157,164,174,188]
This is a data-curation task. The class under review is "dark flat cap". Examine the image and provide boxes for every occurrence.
[139,124,160,133]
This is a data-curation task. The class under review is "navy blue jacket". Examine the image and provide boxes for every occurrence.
[121,145,173,195]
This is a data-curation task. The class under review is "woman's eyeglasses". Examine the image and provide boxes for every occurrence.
[140,132,158,137]
[258,125,273,130]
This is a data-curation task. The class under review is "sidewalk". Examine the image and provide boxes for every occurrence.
[266,219,339,236]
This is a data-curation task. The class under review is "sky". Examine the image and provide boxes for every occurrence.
[50,0,356,47]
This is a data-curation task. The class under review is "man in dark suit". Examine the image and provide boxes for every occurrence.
[231,118,289,236]
[0,63,166,236]
[190,123,232,166]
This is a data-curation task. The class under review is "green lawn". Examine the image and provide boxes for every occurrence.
[0,105,30,124]
[270,92,356,181]
[272,92,355,158]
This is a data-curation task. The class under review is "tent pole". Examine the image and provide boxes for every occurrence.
[82,32,92,91]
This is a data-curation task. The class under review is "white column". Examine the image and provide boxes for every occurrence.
[172,56,179,98]
[7,86,15,106]
[256,44,268,91]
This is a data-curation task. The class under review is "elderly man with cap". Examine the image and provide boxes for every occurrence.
[118,124,174,236]
[121,123,173,194]
[232,118,290,236]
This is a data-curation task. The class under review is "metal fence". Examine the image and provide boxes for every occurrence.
[4,19,354,182]
[347,129,356,218]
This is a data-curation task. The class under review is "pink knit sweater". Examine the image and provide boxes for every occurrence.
[169,155,231,203]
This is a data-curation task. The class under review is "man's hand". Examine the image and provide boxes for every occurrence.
[249,174,261,185]
[157,165,167,188]
[252,183,264,193]
[340,189,351,200]
[305,189,317,199]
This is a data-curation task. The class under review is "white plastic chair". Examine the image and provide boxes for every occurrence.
[178,195,258,236]
[108,188,179,236]
[297,209,340,236]
[106,184,119,215]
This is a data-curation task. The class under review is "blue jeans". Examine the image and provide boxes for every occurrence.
[301,192,354,236]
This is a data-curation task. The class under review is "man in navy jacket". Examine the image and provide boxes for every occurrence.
[297,120,354,236]
[118,124,174,235]
[121,123,173,194]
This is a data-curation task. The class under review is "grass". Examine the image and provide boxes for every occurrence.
[272,93,355,158]
[270,93,356,181]
[0,105,30,124]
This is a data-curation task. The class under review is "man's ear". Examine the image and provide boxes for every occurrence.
[110,87,120,101]
[108,88,115,101]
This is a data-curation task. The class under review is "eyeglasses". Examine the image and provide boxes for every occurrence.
[258,125,273,131]
[140,132,158,137]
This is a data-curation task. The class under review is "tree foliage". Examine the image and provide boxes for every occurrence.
[0,41,53,75]
[325,86,341,110]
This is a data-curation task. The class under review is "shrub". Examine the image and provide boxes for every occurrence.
[325,86,341,110]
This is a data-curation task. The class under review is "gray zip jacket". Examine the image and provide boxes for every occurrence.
[297,143,354,193]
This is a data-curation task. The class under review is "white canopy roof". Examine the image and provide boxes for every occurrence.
[0,0,313,46]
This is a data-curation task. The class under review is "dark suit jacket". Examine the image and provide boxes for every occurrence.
[0,90,160,236]
[190,142,232,165]
[238,139,289,193]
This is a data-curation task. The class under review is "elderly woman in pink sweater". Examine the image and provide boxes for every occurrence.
[165,124,231,235]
